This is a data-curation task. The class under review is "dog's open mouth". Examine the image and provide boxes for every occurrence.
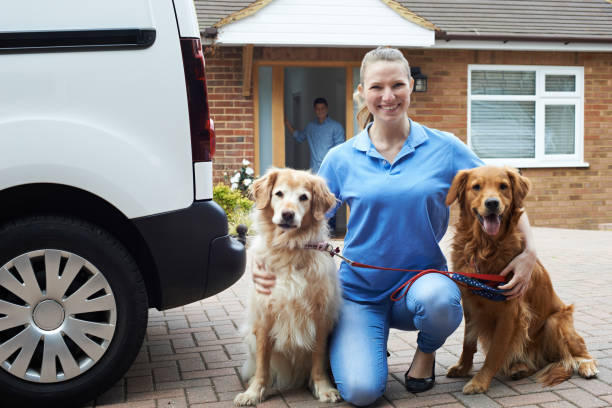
[476,212,502,236]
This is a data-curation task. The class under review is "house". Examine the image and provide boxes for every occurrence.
[197,0,612,230]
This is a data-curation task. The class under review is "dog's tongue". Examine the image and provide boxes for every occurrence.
[483,214,501,236]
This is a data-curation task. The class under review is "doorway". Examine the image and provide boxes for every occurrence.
[283,67,346,171]
[284,67,347,234]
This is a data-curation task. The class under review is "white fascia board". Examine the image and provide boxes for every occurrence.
[216,0,434,47]
[433,40,612,52]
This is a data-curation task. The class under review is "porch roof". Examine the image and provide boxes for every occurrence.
[196,0,612,49]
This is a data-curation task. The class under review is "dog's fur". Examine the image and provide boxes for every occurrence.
[445,165,598,394]
[234,168,342,406]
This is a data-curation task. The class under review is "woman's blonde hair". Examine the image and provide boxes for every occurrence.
[354,47,411,129]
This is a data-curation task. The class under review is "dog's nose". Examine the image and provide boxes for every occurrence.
[485,198,500,210]
[282,211,294,222]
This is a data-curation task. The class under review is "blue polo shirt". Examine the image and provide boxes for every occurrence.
[318,120,483,303]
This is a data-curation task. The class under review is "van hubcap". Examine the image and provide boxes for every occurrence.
[0,249,117,383]
[32,300,65,331]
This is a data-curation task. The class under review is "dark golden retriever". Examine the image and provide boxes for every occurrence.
[445,165,597,394]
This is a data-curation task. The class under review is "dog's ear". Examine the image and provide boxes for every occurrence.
[250,168,279,210]
[446,169,470,206]
[310,176,338,221]
[506,167,531,209]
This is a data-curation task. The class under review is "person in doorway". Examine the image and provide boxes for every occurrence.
[255,47,538,406]
[285,97,345,232]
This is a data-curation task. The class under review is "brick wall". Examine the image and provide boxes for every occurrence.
[205,46,255,182]
[205,46,612,230]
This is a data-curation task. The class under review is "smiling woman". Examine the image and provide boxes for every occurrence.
[313,46,539,405]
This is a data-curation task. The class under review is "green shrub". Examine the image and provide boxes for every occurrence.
[213,183,254,235]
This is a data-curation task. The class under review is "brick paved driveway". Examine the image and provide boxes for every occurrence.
[91,227,612,408]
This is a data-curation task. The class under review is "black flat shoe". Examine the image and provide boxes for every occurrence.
[404,356,435,393]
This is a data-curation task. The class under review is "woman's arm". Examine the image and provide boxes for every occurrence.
[498,212,537,299]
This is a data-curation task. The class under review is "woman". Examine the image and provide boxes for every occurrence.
[253,47,537,406]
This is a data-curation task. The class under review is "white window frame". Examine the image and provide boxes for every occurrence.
[468,65,588,168]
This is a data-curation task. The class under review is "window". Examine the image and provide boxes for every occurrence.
[468,65,587,168]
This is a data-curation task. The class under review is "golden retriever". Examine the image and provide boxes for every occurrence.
[445,165,598,394]
[234,168,342,406]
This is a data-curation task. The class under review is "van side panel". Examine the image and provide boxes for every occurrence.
[173,0,201,38]
[0,0,155,31]
[0,0,194,218]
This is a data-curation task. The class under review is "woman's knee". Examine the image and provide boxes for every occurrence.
[413,280,462,332]
[337,377,385,407]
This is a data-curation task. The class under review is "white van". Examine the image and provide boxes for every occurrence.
[0,0,246,405]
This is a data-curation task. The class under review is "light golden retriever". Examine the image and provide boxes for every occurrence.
[445,165,598,394]
[234,168,342,406]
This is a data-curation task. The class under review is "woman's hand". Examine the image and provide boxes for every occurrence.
[498,247,537,300]
[252,258,276,295]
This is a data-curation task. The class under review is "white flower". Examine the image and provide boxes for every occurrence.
[243,178,252,186]
[230,173,240,183]
[245,167,254,175]
[242,159,251,166]
[231,183,238,190]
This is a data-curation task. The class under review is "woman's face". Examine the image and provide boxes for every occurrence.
[359,60,413,124]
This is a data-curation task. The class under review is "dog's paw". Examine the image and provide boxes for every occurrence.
[311,379,342,403]
[318,387,342,403]
[234,388,264,406]
[578,359,598,379]
[462,377,489,395]
[447,363,471,378]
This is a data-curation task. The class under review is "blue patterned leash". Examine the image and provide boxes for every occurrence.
[305,242,509,302]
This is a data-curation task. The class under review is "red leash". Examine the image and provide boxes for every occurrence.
[304,242,507,301]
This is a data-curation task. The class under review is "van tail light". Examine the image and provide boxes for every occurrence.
[180,37,215,161]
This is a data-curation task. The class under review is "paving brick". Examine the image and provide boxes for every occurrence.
[167,319,189,330]
[569,377,612,395]
[555,388,608,407]
[207,359,245,369]
[171,336,195,349]
[146,325,168,336]
[203,349,230,363]
[155,396,187,408]
[212,374,244,393]
[153,366,180,383]
[218,390,242,401]
[156,378,211,391]
[181,367,237,379]
[127,376,154,394]
[185,386,218,403]
[252,395,291,407]
[148,344,173,356]
[452,392,501,408]
[541,401,578,407]
[190,402,238,408]
[126,388,184,403]
[281,388,315,402]
[394,393,458,407]
[177,356,205,372]
[496,391,560,407]
[96,401,156,408]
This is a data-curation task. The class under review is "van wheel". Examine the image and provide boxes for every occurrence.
[0,216,148,406]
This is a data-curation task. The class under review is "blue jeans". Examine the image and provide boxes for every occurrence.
[329,273,462,406]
